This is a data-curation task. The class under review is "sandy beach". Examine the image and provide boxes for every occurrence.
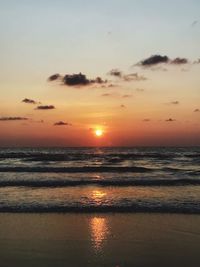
[0,213,199,267]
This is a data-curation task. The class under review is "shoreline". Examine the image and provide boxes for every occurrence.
[0,213,200,267]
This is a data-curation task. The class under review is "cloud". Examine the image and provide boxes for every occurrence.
[0,117,28,121]
[194,59,200,64]
[49,73,107,87]
[36,105,55,110]
[138,55,169,67]
[123,73,147,81]
[120,104,126,108]
[122,94,132,98]
[169,101,179,105]
[171,58,188,65]
[48,74,61,81]
[101,93,111,97]
[166,118,176,122]
[108,69,122,77]
[136,54,190,68]
[22,98,37,104]
[30,119,44,123]
[63,73,91,86]
[54,121,72,126]
[143,119,151,122]
[108,69,147,82]
[191,20,198,27]
[194,109,200,112]
[108,84,118,87]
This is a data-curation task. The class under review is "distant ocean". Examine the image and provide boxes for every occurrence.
[0,147,199,213]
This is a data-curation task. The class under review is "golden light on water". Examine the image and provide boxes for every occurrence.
[89,189,109,251]
[90,217,109,252]
[92,190,106,203]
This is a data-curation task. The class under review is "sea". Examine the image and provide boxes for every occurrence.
[0,147,199,213]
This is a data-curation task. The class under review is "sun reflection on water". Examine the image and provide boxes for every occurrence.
[90,216,109,252]
[92,190,106,199]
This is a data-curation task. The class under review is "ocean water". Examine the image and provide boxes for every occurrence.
[0,147,199,213]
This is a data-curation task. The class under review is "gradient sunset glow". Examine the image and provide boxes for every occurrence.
[0,0,199,147]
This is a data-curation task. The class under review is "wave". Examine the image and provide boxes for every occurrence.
[0,166,198,174]
[0,166,154,173]
[0,204,199,214]
[0,178,200,187]
[0,152,191,161]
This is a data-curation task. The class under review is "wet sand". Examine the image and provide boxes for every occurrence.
[0,213,200,267]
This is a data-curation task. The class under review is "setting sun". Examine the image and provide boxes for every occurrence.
[95,129,103,137]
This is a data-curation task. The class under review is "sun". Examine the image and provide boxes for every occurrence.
[95,129,103,137]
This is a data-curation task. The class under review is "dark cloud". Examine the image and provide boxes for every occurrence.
[49,73,107,87]
[0,117,28,121]
[166,118,176,122]
[48,74,61,81]
[171,58,188,65]
[63,73,90,86]
[54,121,72,126]
[22,98,37,104]
[95,77,106,84]
[36,105,55,110]
[120,104,126,108]
[137,55,190,68]
[139,55,169,67]
[194,109,200,112]
[108,69,122,77]
[143,119,151,122]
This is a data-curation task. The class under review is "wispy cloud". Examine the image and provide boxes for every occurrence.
[194,59,200,64]
[143,119,151,122]
[122,94,132,98]
[167,101,180,105]
[54,121,72,126]
[171,101,179,105]
[0,117,28,121]
[120,104,126,108]
[30,119,44,123]
[101,93,112,97]
[191,20,198,27]
[123,73,147,81]
[108,69,147,82]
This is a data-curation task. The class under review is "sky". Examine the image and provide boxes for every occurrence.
[0,0,200,146]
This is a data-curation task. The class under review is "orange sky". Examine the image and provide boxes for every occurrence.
[0,1,200,146]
